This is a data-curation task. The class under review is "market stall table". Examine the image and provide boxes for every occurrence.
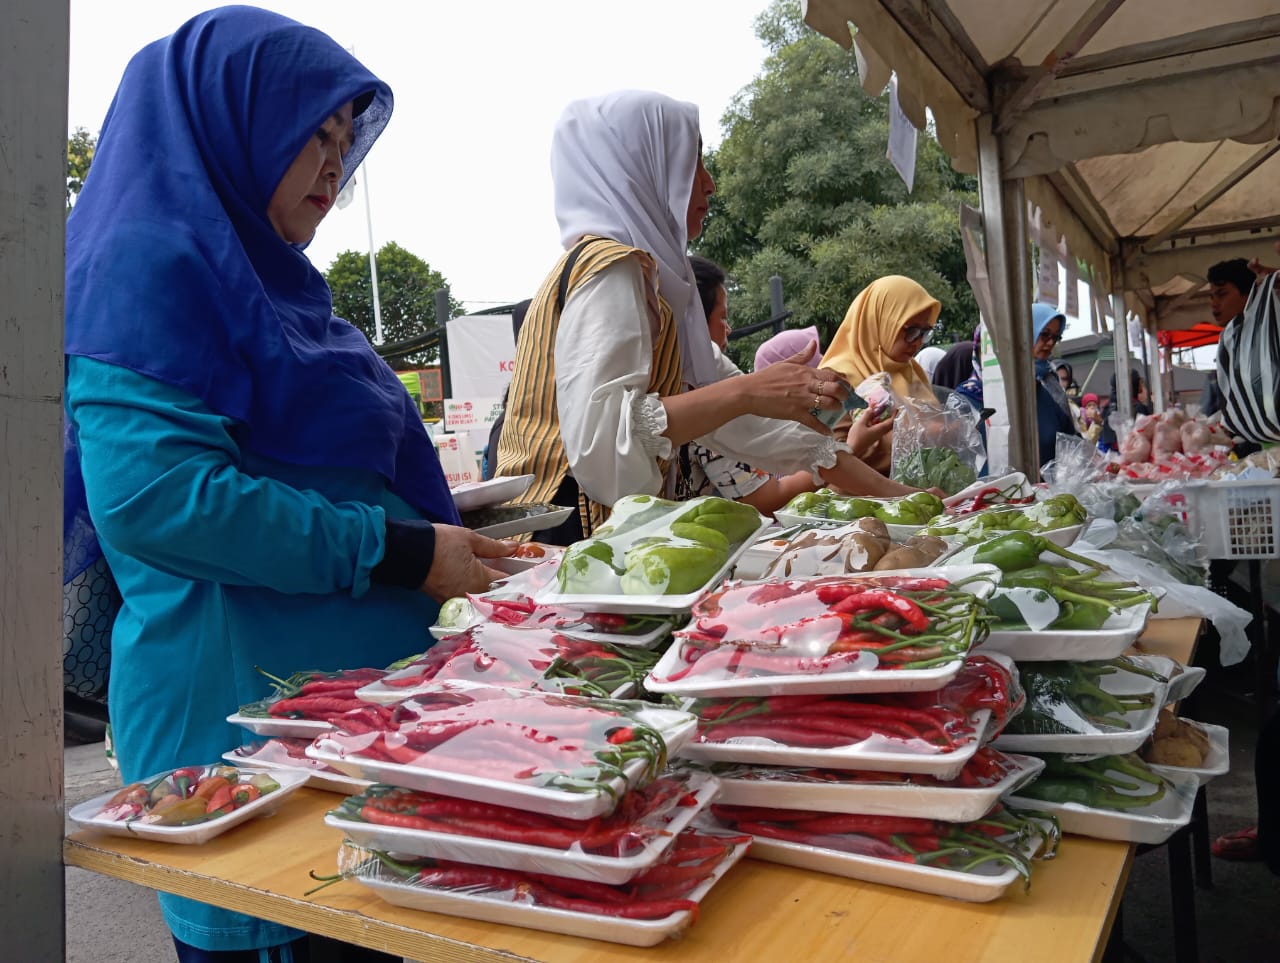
[64,619,1204,963]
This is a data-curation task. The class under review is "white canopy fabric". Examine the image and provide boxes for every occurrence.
[804,0,1280,316]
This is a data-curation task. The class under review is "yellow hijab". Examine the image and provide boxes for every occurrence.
[820,276,941,402]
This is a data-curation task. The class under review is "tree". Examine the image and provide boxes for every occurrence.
[325,242,462,369]
[67,127,96,211]
[696,0,979,370]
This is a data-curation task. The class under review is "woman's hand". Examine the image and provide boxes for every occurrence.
[420,525,515,602]
[846,407,897,460]
[742,342,849,433]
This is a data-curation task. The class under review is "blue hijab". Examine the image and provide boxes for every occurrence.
[64,6,459,580]
[1031,302,1066,381]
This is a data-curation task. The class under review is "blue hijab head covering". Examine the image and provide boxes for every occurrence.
[64,5,458,580]
[1031,302,1066,380]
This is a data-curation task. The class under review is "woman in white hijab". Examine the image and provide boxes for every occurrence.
[497,91,909,541]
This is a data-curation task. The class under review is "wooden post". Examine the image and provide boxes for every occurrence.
[0,1,70,958]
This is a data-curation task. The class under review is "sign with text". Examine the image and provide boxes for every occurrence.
[432,432,481,488]
[444,397,503,460]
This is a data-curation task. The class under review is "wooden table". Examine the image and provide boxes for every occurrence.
[64,618,1204,963]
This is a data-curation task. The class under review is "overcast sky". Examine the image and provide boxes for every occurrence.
[69,1,773,310]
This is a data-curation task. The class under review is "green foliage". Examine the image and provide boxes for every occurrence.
[67,127,96,211]
[696,0,979,370]
[325,242,461,369]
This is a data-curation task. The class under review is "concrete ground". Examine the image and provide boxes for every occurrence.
[64,635,1279,963]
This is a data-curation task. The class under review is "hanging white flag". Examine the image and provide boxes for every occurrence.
[886,76,918,194]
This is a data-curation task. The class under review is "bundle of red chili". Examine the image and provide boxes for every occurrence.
[874,654,1025,737]
[379,624,659,698]
[466,594,667,639]
[656,575,991,683]
[719,746,1026,791]
[312,830,750,919]
[319,686,675,801]
[333,772,702,857]
[236,667,389,726]
[711,802,1057,890]
[946,481,1035,517]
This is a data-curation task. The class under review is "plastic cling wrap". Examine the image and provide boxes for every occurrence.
[890,393,986,495]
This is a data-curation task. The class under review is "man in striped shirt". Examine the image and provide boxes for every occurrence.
[1211,253,1280,447]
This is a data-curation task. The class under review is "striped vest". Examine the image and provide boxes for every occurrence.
[496,236,684,534]
[1218,271,1280,444]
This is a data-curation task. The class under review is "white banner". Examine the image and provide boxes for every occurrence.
[432,432,481,488]
[446,313,517,399]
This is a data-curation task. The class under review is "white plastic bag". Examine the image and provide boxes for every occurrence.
[1076,519,1252,666]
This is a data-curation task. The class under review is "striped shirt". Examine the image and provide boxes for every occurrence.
[496,236,683,535]
[1217,271,1280,444]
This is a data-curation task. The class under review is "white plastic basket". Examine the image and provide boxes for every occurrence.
[1180,478,1280,560]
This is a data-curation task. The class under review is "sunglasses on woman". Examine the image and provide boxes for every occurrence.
[903,323,938,346]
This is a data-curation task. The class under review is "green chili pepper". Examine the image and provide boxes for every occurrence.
[1018,776,1166,810]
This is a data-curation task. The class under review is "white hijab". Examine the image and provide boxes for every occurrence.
[550,90,719,387]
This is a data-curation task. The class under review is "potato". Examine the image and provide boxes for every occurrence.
[1152,708,1180,741]
[855,517,890,541]
[874,546,934,571]
[1147,736,1205,768]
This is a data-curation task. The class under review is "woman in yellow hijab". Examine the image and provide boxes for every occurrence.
[820,275,942,471]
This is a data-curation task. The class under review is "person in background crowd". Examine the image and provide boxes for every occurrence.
[915,344,946,382]
[820,276,943,474]
[754,325,823,372]
[1030,303,1080,465]
[1134,377,1153,416]
[676,257,832,513]
[1078,392,1102,443]
[1097,368,1145,451]
[496,91,915,544]
[482,299,532,479]
[62,9,512,959]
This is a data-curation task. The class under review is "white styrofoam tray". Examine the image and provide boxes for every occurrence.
[326,771,720,885]
[772,509,921,540]
[349,837,750,947]
[307,707,698,821]
[355,655,637,705]
[711,751,1045,822]
[1006,769,1199,845]
[68,768,308,844]
[1147,721,1230,787]
[220,751,372,795]
[532,515,773,615]
[226,712,332,740]
[643,564,1000,697]
[1164,665,1207,706]
[472,506,574,540]
[979,601,1153,662]
[677,710,993,782]
[738,820,1049,902]
[450,474,535,512]
[942,473,1031,510]
[993,656,1173,755]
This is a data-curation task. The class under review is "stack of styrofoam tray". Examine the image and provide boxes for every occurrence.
[450,474,535,512]
[711,750,1045,822]
[349,833,750,947]
[1146,721,1230,787]
[327,771,720,884]
[993,656,1173,756]
[732,817,1052,902]
[221,750,371,795]
[979,601,1154,662]
[226,712,332,740]
[1006,769,1199,845]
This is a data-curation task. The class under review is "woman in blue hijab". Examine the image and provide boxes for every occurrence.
[1030,303,1079,465]
[65,8,510,958]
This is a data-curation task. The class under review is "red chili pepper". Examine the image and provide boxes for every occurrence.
[829,589,929,633]
[269,694,364,718]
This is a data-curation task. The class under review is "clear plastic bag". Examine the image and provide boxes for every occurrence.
[890,391,987,495]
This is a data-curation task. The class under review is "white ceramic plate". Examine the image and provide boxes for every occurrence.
[472,506,574,540]
[643,565,1000,697]
[677,710,993,782]
[220,751,372,795]
[993,656,1173,755]
[326,771,719,885]
[1006,769,1198,845]
[712,751,1045,823]
[450,474,535,512]
[307,707,698,821]
[979,601,1153,662]
[736,819,1050,902]
[348,836,750,947]
[532,515,773,615]
[68,768,308,844]
[1146,721,1230,787]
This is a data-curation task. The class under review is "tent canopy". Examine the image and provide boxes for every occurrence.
[803,0,1280,336]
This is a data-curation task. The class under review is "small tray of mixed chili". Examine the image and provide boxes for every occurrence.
[69,764,307,844]
[306,682,697,821]
[222,739,372,795]
[327,830,751,947]
[993,656,1173,755]
[706,803,1058,902]
[324,769,719,884]
[355,623,660,703]
[710,747,1045,823]
[1006,753,1198,845]
[644,566,999,697]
